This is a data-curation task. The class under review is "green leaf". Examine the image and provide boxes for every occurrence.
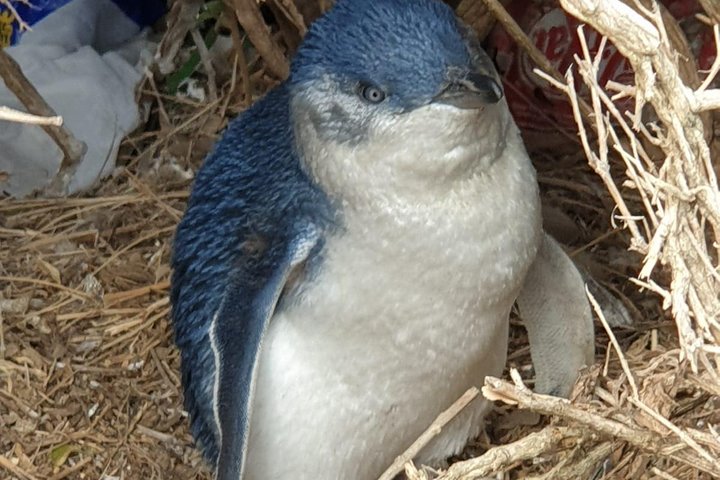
[49,443,80,467]
[197,1,224,24]
[165,28,219,95]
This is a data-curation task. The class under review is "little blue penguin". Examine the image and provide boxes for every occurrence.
[171,0,597,478]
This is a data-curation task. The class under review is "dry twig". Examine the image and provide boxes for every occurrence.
[229,0,289,79]
[552,0,720,370]
[0,50,86,195]
[378,387,480,480]
[456,0,500,40]
[699,0,720,24]
[482,371,720,476]
[431,427,589,480]
[0,106,62,126]
[190,28,218,101]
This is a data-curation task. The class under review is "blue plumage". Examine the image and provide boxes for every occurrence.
[171,85,332,463]
[291,0,469,111]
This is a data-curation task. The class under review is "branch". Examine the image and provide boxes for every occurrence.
[229,0,289,79]
[0,105,62,126]
[481,372,720,476]
[431,427,589,480]
[378,387,480,480]
[0,49,86,195]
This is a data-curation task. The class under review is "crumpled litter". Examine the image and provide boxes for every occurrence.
[0,0,165,197]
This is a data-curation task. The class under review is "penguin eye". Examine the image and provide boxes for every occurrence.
[358,83,386,104]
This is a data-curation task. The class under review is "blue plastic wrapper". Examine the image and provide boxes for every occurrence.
[0,0,165,47]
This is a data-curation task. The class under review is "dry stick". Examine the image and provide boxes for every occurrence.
[564,441,615,479]
[558,0,720,361]
[230,0,289,79]
[536,3,719,364]
[127,98,220,171]
[483,371,720,476]
[534,68,647,247]
[155,0,202,76]
[377,387,480,480]
[125,172,183,223]
[143,70,171,128]
[529,441,615,480]
[560,0,720,240]
[575,32,659,232]
[48,457,93,480]
[0,311,5,359]
[0,455,40,480]
[697,25,720,92]
[432,427,588,480]
[650,467,684,480]
[589,287,720,471]
[632,396,720,470]
[480,0,593,118]
[268,2,303,53]
[480,0,563,83]
[0,105,62,126]
[0,50,86,194]
[586,287,640,398]
[456,0,499,40]
[578,30,656,244]
[0,275,94,301]
[699,0,720,24]
[190,28,218,101]
[274,0,308,36]
[225,3,253,105]
[483,371,659,449]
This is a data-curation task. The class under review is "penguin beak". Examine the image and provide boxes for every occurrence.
[433,70,504,109]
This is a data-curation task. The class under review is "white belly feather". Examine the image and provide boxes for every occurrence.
[243,127,541,479]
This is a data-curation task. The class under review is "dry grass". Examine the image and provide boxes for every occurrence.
[1,0,719,479]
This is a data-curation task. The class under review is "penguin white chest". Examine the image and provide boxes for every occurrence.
[247,127,541,479]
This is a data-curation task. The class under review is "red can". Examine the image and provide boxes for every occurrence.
[485,0,715,150]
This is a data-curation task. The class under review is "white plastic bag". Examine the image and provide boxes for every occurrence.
[0,0,164,197]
